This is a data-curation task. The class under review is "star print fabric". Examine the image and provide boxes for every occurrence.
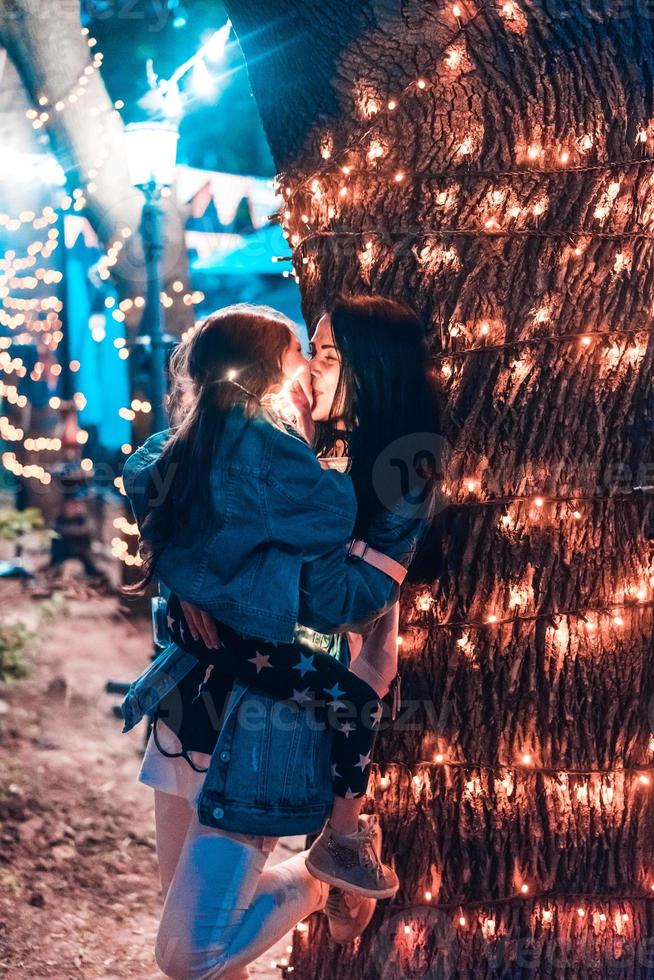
[166,594,384,799]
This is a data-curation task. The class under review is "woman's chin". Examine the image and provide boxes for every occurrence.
[310,397,329,422]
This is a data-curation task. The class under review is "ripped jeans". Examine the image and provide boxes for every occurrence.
[153,787,328,980]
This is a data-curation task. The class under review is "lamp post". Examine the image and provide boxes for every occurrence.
[125,122,179,434]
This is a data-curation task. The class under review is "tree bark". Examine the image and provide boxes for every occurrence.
[225,0,654,975]
[0,0,192,336]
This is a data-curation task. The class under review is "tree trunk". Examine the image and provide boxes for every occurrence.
[224,1,654,975]
[0,0,192,337]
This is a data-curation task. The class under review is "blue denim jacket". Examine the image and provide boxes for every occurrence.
[121,405,436,834]
[131,626,351,835]
[122,404,363,644]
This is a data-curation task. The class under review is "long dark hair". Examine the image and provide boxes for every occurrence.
[125,303,294,593]
[314,294,442,537]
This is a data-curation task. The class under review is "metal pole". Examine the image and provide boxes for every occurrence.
[57,207,74,403]
[141,193,168,433]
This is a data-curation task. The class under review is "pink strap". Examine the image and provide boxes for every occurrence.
[347,539,408,584]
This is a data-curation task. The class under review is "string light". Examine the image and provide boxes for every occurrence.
[371,755,654,779]
[431,324,654,363]
[406,595,652,633]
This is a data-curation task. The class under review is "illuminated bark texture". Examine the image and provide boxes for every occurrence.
[224,0,654,976]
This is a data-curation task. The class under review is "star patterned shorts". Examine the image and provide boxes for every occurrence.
[166,594,384,799]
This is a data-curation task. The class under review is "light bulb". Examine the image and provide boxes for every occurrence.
[192,58,215,97]
[446,49,462,69]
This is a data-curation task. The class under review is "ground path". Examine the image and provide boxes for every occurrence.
[0,588,304,978]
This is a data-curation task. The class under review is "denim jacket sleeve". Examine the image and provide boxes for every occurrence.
[121,429,170,530]
[263,421,358,561]
[297,493,437,634]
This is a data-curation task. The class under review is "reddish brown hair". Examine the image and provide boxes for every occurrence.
[125,303,295,593]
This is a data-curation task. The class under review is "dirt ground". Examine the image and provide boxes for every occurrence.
[0,584,304,979]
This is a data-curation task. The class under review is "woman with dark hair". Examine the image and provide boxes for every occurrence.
[121,296,442,977]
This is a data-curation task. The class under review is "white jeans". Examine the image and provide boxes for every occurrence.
[152,788,328,979]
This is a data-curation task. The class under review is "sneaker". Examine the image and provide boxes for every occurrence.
[323,815,381,943]
[305,812,399,899]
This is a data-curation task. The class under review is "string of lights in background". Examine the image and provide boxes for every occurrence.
[1,13,232,501]
[0,23,217,511]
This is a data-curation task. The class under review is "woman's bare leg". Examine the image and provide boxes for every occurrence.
[154,788,195,899]
[328,796,363,835]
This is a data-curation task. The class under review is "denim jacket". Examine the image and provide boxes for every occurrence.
[121,406,437,834]
[132,626,351,835]
[122,404,362,644]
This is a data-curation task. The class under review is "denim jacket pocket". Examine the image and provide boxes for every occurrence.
[120,641,200,734]
[197,681,334,836]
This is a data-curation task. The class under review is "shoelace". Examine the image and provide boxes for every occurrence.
[358,826,385,883]
[325,889,351,920]
[325,887,363,921]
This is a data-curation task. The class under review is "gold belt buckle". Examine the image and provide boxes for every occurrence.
[294,623,334,652]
